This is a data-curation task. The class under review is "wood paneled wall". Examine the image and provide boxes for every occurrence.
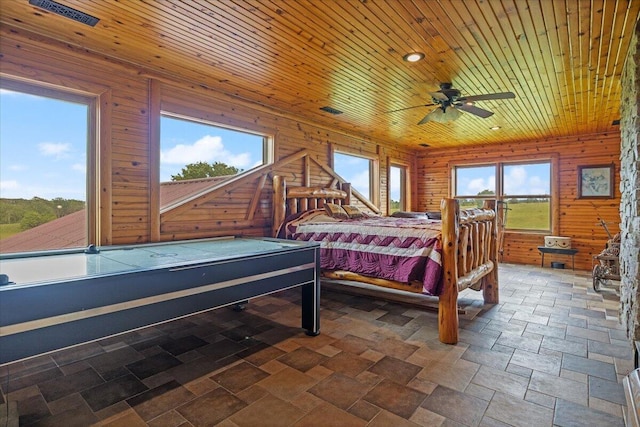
[1,25,623,271]
[416,133,622,270]
[0,25,414,245]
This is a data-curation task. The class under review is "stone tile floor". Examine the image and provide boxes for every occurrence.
[0,263,632,426]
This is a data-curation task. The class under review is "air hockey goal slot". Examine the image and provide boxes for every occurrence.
[0,273,14,286]
[84,244,100,254]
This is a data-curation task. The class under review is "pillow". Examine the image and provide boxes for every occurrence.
[391,211,426,218]
[426,211,442,220]
[276,209,333,239]
[324,203,349,219]
[342,204,364,219]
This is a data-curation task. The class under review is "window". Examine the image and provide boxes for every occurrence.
[389,163,408,214]
[502,163,551,230]
[453,161,552,231]
[333,152,374,202]
[454,165,496,209]
[160,114,271,203]
[0,85,90,253]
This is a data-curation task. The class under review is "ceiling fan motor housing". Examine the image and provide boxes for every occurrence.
[438,83,461,101]
[418,83,515,124]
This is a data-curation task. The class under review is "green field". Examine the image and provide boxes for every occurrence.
[0,223,22,240]
[460,200,549,231]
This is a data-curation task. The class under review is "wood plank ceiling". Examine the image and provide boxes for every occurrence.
[1,0,638,149]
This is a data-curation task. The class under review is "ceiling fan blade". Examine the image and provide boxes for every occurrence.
[417,111,433,125]
[383,103,435,114]
[456,103,494,118]
[429,91,449,101]
[462,92,516,102]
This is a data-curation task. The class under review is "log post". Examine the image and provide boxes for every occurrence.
[458,225,470,277]
[341,182,351,205]
[482,200,499,304]
[272,175,286,237]
[439,198,460,344]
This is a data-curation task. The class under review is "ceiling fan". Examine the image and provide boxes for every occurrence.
[388,83,516,124]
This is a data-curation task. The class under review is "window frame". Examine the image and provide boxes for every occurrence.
[388,160,410,214]
[152,82,276,240]
[159,111,273,183]
[451,157,557,234]
[0,78,100,249]
[332,149,380,207]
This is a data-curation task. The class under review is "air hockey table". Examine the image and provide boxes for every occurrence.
[0,236,321,365]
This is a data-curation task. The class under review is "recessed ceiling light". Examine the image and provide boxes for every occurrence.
[402,52,425,62]
[490,126,501,131]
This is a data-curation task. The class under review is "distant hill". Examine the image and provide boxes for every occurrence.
[0,197,85,227]
[1,176,231,252]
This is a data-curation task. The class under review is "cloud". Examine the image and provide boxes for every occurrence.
[38,142,72,159]
[72,163,86,173]
[161,135,252,168]
[339,155,366,165]
[0,180,19,190]
[0,89,21,96]
[504,166,549,195]
[0,89,45,100]
[467,176,495,194]
[503,166,527,194]
[348,170,371,197]
[528,176,548,194]
[8,164,27,172]
[0,180,84,200]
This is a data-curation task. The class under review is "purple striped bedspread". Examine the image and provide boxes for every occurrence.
[284,211,443,295]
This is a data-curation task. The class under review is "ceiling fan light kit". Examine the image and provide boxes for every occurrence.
[419,106,462,124]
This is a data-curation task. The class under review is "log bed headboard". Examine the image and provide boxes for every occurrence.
[272,175,352,237]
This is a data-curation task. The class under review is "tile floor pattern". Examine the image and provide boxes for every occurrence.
[0,264,633,426]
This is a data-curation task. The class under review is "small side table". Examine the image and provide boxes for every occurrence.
[537,246,579,270]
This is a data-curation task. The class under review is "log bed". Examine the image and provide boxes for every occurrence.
[271,175,499,344]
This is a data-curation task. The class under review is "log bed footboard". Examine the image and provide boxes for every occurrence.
[439,198,498,343]
[272,175,499,344]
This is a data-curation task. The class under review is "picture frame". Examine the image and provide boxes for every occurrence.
[577,164,615,199]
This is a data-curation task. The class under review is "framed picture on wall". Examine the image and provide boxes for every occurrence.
[577,164,615,199]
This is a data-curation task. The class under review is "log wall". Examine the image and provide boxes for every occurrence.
[416,133,622,270]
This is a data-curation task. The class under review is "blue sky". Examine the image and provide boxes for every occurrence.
[333,152,372,199]
[0,89,88,200]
